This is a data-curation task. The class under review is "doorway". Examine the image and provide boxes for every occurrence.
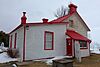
[66,38,72,56]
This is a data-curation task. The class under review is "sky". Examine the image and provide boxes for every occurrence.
[0,0,100,44]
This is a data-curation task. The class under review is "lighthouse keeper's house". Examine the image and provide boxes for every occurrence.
[9,3,91,61]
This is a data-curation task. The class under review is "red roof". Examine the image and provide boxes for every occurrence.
[50,11,90,31]
[66,30,91,42]
[9,3,90,34]
[50,12,74,22]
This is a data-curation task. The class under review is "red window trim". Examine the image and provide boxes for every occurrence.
[80,41,88,49]
[10,35,13,48]
[14,33,17,49]
[44,31,54,50]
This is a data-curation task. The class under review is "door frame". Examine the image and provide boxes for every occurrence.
[66,38,73,56]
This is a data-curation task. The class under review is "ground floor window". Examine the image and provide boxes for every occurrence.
[14,33,17,48]
[79,40,87,49]
[44,31,54,50]
[10,35,13,48]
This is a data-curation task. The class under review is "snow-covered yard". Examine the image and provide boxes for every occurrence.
[0,46,18,63]
[0,52,18,63]
[90,42,100,54]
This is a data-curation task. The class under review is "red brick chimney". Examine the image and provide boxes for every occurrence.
[21,12,27,24]
[42,18,48,23]
[68,3,77,14]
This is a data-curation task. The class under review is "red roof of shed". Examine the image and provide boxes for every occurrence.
[66,30,91,42]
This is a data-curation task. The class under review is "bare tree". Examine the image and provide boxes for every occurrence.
[54,6,68,18]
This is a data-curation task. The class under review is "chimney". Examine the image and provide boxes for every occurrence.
[68,3,77,14]
[42,18,48,23]
[21,12,27,24]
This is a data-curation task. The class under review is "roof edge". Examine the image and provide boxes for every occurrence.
[76,12,91,31]
[9,24,22,34]
[9,22,68,34]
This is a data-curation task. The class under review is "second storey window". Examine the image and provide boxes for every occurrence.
[44,31,54,50]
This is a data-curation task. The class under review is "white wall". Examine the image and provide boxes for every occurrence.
[16,26,24,61]
[74,41,90,57]
[25,24,67,60]
[74,41,80,58]
[9,26,24,61]
[80,42,90,57]
[9,24,90,61]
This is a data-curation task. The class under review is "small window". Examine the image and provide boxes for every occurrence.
[69,20,74,28]
[14,33,17,48]
[10,35,13,48]
[79,41,87,49]
[44,31,54,50]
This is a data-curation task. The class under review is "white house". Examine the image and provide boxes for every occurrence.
[9,3,91,61]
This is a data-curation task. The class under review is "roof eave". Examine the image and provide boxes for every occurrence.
[9,24,23,34]
[9,22,68,34]
[50,12,75,22]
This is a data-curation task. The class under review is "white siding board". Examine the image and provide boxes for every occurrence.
[80,42,90,57]
[75,41,90,58]
[25,24,66,60]
[9,26,24,61]
[16,27,24,61]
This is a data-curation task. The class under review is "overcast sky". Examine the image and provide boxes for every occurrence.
[0,0,100,44]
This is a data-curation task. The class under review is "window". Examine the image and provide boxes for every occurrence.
[44,31,54,50]
[14,33,17,48]
[10,35,13,48]
[79,41,87,49]
[69,19,74,28]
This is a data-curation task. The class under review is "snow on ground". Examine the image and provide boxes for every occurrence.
[90,49,100,54]
[46,56,72,65]
[0,46,8,52]
[0,49,2,52]
[90,42,100,54]
[0,46,18,63]
[0,52,18,63]
[33,56,71,65]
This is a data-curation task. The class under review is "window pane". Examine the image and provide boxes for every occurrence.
[46,35,52,41]
[83,42,87,47]
[46,41,52,49]
[80,41,82,47]
[46,33,52,40]
[45,31,53,50]
[79,41,87,48]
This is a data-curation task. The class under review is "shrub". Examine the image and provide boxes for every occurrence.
[7,48,19,58]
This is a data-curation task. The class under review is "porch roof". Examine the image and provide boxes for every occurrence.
[66,30,91,42]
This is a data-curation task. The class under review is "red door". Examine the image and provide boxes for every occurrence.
[67,39,72,56]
